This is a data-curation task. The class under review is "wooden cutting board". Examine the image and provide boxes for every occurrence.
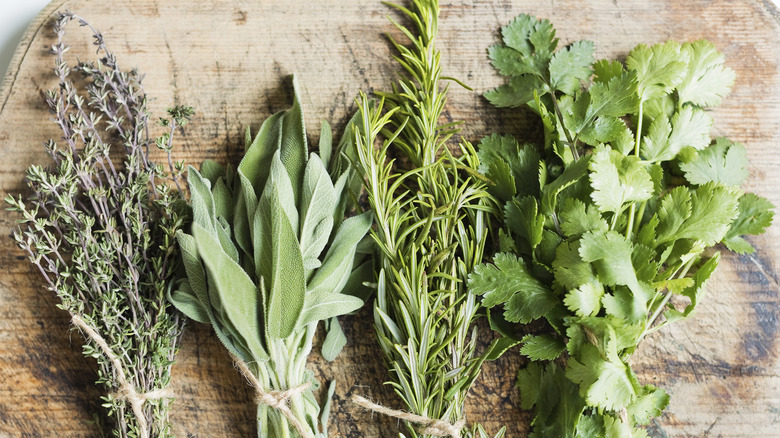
[1,0,778,436]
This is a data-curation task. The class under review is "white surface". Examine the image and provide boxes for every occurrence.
[0,0,51,86]
[0,0,780,87]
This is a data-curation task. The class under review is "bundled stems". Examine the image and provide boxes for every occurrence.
[7,11,193,438]
[352,1,506,437]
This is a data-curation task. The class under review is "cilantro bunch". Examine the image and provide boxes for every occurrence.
[468,14,774,436]
[170,79,371,438]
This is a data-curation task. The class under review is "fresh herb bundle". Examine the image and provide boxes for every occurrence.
[170,79,371,438]
[468,14,774,436]
[6,12,192,438]
[350,1,513,437]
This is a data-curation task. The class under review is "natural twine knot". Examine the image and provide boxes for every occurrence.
[351,394,466,438]
[233,356,314,438]
[70,314,173,438]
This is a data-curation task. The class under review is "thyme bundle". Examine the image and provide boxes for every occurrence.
[6,12,192,438]
[350,1,513,436]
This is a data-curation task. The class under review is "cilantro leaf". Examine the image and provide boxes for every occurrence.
[664,253,720,322]
[468,253,557,323]
[506,196,545,249]
[566,342,637,411]
[478,134,541,198]
[559,198,608,238]
[549,40,595,94]
[680,137,749,186]
[642,106,713,162]
[627,385,670,425]
[626,41,688,102]
[677,40,736,107]
[519,362,586,438]
[563,282,605,317]
[656,182,740,245]
[589,145,653,214]
[520,334,567,361]
[485,75,543,108]
[723,193,775,254]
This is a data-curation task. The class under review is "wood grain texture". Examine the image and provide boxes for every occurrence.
[0,0,778,436]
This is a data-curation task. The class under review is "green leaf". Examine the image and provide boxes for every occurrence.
[307,212,372,296]
[563,282,605,317]
[589,145,653,214]
[321,318,347,362]
[553,240,600,291]
[519,362,586,438]
[468,253,557,323]
[579,230,650,318]
[563,68,642,149]
[192,223,268,361]
[253,185,307,340]
[593,59,624,83]
[278,77,309,206]
[199,159,226,185]
[566,340,637,411]
[520,334,566,361]
[187,167,217,232]
[298,292,363,327]
[239,111,283,199]
[478,134,541,198]
[723,193,774,254]
[677,39,736,107]
[559,198,608,238]
[642,107,713,162]
[169,280,209,324]
[656,182,740,245]
[680,137,749,186]
[505,196,544,249]
[484,75,544,108]
[626,41,688,102]
[627,385,670,425]
[299,153,336,270]
[541,154,591,215]
[664,252,719,320]
[319,120,333,167]
[549,40,594,94]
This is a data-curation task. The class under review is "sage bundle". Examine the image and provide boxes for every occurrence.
[6,12,192,438]
[170,79,372,438]
[349,1,514,436]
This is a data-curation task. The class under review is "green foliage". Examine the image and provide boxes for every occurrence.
[474,13,774,434]
[6,13,190,438]
[171,80,370,437]
[351,1,511,436]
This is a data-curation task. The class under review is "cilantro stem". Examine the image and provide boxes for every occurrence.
[549,92,580,160]
[625,100,645,239]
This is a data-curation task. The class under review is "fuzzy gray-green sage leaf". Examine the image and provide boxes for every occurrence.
[170,78,371,438]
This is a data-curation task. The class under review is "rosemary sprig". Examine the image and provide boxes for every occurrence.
[351,1,513,437]
[6,12,192,438]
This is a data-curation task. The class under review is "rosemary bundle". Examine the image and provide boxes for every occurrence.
[6,12,192,438]
[170,79,372,438]
[350,1,513,437]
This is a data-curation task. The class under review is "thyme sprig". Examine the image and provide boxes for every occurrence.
[6,12,192,438]
[351,1,513,437]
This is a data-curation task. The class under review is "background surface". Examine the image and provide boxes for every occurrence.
[0,0,778,437]
[1,0,780,84]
